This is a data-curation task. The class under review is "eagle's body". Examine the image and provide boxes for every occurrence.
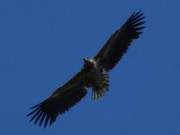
[82,58,109,99]
[27,11,145,127]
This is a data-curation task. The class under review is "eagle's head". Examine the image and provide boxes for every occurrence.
[83,57,96,69]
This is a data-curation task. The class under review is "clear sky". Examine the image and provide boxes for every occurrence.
[0,0,180,135]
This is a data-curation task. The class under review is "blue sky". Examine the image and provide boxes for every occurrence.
[0,0,180,134]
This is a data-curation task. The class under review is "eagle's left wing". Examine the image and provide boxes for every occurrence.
[94,11,145,71]
[27,69,87,127]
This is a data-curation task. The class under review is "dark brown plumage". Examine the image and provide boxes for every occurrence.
[94,11,145,71]
[27,70,87,127]
[27,11,145,127]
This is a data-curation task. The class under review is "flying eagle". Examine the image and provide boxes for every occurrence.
[27,11,145,127]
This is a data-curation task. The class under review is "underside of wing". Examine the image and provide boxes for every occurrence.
[94,11,145,71]
[27,70,87,127]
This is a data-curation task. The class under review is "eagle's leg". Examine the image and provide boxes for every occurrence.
[92,72,109,100]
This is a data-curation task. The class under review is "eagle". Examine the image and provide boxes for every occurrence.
[27,11,145,127]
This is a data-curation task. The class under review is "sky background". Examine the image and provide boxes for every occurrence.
[0,0,180,135]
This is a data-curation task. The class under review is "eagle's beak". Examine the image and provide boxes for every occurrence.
[83,58,88,62]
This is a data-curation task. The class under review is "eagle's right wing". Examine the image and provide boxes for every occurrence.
[27,69,87,127]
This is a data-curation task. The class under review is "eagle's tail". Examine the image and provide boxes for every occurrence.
[92,72,109,100]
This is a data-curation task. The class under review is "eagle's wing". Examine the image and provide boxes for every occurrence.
[94,11,145,71]
[27,69,87,127]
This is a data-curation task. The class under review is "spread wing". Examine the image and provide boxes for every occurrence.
[94,11,145,71]
[27,69,87,127]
